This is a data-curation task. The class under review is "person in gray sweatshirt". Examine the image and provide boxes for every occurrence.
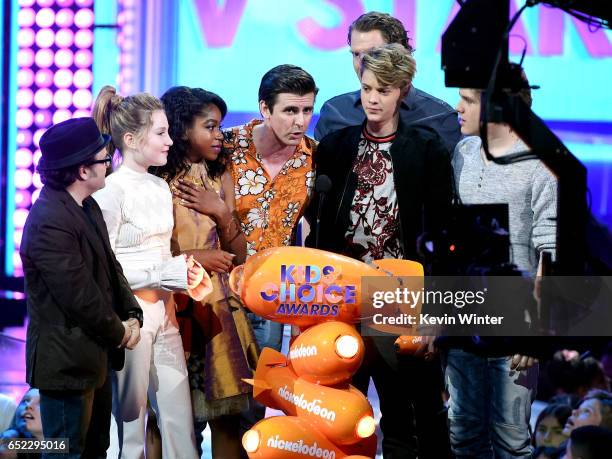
[447,75,557,458]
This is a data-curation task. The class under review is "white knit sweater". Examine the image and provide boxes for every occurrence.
[93,165,188,291]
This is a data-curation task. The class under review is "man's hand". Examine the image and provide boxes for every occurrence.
[120,319,141,349]
[510,354,538,371]
[414,335,438,361]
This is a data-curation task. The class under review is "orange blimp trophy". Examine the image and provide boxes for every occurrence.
[230,246,423,458]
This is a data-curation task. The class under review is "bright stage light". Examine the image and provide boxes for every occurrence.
[17,69,34,87]
[52,109,71,124]
[335,335,360,359]
[17,49,34,67]
[35,8,55,28]
[13,229,24,249]
[73,69,93,88]
[32,189,42,204]
[35,28,55,48]
[356,415,376,438]
[16,109,34,129]
[17,130,33,148]
[73,89,92,110]
[242,429,260,454]
[14,169,33,190]
[34,110,53,128]
[54,48,74,68]
[13,209,30,229]
[75,49,93,67]
[75,29,93,48]
[55,28,74,47]
[32,172,43,189]
[8,0,99,276]
[34,49,54,68]
[17,28,35,47]
[15,149,34,169]
[33,150,42,167]
[16,89,34,108]
[53,68,73,88]
[17,8,35,27]
[74,8,93,28]
[53,89,73,109]
[55,8,74,27]
[34,88,53,109]
[32,129,45,148]
[35,69,54,88]
[15,191,32,209]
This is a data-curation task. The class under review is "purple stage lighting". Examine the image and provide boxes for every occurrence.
[17,28,35,47]
[16,109,34,129]
[11,0,96,274]
[16,89,34,108]
[53,68,73,87]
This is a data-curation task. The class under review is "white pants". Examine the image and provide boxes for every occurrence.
[107,295,198,459]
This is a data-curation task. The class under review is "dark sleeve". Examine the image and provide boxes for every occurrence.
[304,140,327,247]
[113,257,143,327]
[90,200,143,327]
[26,219,126,348]
[414,109,462,156]
[315,99,344,141]
[437,110,462,156]
[423,130,454,234]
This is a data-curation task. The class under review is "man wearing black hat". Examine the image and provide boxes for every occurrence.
[19,117,143,457]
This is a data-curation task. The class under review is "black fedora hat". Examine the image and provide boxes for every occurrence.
[37,117,111,171]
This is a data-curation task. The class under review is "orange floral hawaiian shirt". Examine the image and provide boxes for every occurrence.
[225,119,316,257]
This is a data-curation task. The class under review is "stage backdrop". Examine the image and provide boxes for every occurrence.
[167,0,612,123]
[3,0,612,276]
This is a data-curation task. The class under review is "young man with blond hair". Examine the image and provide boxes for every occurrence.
[307,43,453,459]
[315,11,461,155]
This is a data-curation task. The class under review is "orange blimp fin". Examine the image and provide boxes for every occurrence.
[244,348,288,399]
[394,335,425,355]
[367,259,425,336]
[371,258,423,277]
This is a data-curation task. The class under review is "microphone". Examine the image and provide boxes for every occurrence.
[314,175,332,249]
[314,174,332,194]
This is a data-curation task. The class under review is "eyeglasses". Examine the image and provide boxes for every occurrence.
[87,154,113,167]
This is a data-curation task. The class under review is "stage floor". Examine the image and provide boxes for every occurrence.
[0,324,384,458]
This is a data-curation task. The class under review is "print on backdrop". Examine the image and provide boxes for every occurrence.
[193,0,611,56]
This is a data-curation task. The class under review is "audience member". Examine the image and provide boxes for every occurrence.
[546,352,609,403]
[533,446,562,459]
[0,395,16,433]
[535,403,572,448]
[565,425,612,459]
[562,390,612,436]
[0,389,42,459]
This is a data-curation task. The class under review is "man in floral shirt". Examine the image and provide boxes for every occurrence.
[224,64,318,351]
[225,64,318,442]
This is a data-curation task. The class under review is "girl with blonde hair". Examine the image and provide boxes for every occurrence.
[92,85,211,459]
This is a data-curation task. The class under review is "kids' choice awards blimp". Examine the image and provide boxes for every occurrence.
[229,246,425,458]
